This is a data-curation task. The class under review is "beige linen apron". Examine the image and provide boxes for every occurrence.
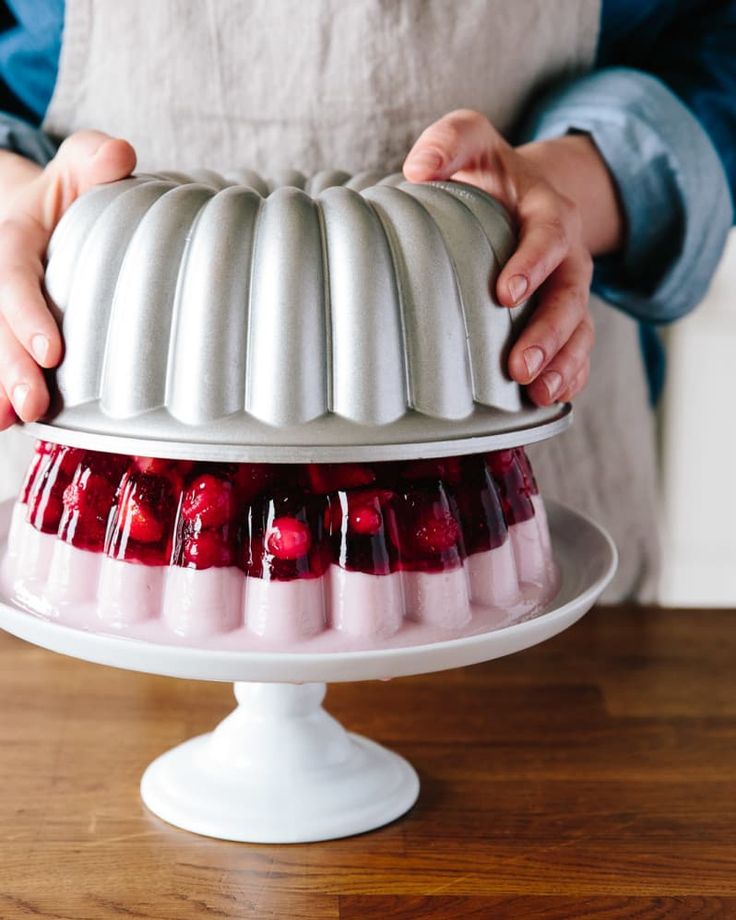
[27,0,657,600]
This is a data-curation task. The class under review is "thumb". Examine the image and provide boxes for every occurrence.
[403,109,500,183]
[38,130,137,229]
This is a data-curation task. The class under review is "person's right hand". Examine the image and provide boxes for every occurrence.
[0,131,136,431]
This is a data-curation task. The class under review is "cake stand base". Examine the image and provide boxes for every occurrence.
[140,681,419,843]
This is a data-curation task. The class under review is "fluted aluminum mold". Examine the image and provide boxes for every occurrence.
[36,171,570,462]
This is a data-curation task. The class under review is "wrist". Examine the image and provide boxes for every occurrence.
[516,135,625,256]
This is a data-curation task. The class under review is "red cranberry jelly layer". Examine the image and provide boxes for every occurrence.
[20,443,540,579]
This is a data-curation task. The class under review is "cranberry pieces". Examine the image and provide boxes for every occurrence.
[63,472,114,514]
[133,456,173,476]
[107,470,179,564]
[177,473,238,571]
[451,454,507,553]
[305,463,375,495]
[26,444,83,534]
[124,495,164,544]
[415,510,461,553]
[485,449,515,476]
[234,463,273,504]
[401,456,462,485]
[393,482,465,573]
[22,442,543,580]
[486,448,535,525]
[182,528,234,569]
[514,447,539,496]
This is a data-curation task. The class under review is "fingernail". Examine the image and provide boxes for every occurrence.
[541,370,562,400]
[32,334,49,364]
[410,150,443,173]
[12,383,29,415]
[508,275,528,303]
[523,346,544,378]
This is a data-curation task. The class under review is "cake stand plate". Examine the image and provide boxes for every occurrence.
[0,500,616,843]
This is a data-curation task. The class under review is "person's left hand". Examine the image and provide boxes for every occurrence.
[404,109,624,405]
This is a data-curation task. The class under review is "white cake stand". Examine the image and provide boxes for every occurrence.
[0,499,616,843]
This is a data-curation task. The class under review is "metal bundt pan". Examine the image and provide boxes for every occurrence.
[28,170,570,462]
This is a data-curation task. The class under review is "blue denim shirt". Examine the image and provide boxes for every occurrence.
[0,0,734,402]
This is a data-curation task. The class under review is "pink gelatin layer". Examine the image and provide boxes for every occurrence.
[2,442,559,650]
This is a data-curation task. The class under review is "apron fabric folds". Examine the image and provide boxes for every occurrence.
[4,0,658,600]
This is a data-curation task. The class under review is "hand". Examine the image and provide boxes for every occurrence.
[403,110,624,405]
[0,131,136,431]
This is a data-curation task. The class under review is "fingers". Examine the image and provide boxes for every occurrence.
[525,319,594,406]
[54,130,137,194]
[0,130,137,424]
[508,249,593,405]
[404,112,596,403]
[0,314,50,422]
[403,109,501,183]
[39,130,137,229]
[509,250,592,382]
[556,357,590,404]
[0,218,63,367]
[497,185,583,307]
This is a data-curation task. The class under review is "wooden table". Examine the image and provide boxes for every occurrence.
[1,605,735,919]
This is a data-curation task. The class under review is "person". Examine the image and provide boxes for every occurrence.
[0,0,733,600]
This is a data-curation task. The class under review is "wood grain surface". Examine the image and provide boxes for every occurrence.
[1,606,736,920]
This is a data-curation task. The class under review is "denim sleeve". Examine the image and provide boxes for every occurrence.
[521,67,734,324]
[0,108,56,164]
[598,0,736,206]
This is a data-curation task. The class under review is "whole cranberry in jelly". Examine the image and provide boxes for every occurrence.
[181,474,235,528]
[394,481,465,573]
[267,516,312,560]
[329,488,399,576]
[242,491,329,581]
[349,504,382,535]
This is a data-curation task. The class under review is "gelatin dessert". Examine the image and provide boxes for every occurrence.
[3,441,557,651]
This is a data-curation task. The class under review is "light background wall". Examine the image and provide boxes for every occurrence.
[658,231,736,606]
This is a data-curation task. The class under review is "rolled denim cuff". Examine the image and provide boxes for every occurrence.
[0,109,57,166]
[523,67,733,323]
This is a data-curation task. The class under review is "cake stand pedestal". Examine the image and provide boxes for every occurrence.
[0,500,616,843]
[141,680,419,843]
